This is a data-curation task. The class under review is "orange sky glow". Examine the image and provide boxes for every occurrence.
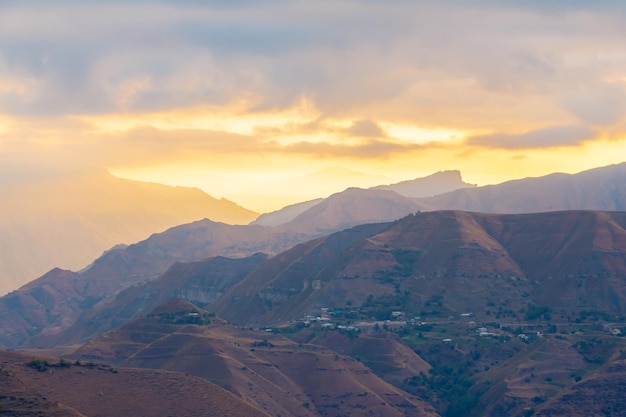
[1,1,626,212]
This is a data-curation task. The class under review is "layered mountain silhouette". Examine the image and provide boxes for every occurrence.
[4,162,625,300]
[249,163,626,235]
[0,219,292,348]
[419,162,626,213]
[372,169,476,197]
[255,169,474,227]
[2,163,626,416]
[0,169,257,295]
[2,163,626,350]
[14,209,626,352]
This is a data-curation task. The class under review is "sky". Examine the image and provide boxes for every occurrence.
[1,0,626,212]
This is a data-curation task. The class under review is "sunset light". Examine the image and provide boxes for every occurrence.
[1,1,625,212]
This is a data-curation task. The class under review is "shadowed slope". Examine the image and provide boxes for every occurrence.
[38,254,267,347]
[0,219,288,348]
[214,211,626,326]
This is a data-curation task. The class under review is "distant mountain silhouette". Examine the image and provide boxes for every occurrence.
[419,162,626,213]
[251,163,626,235]
[373,169,476,197]
[0,169,258,295]
[277,187,420,234]
[252,198,323,226]
[253,169,473,227]
[0,219,292,348]
[3,162,626,349]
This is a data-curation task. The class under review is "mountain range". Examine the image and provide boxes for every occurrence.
[2,162,626,349]
[3,162,626,416]
[262,163,626,232]
[0,169,257,295]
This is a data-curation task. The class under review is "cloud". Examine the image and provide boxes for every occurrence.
[346,119,386,138]
[559,82,626,126]
[103,125,424,163]
[467,125,596,149]
[0,0,623,129]
[282,139,422,159]
[1,0,626,187]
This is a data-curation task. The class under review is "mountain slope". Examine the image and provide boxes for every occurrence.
[0,169,258,295]
[213,210,626,326]
[251,198,324,226]
[421,162,626,213]
[0,219,286,348]
[0,349,270,417]
[278,187,420,234]
[71,301,440,417]
[253,169,473,227]
[373,169,476,198]
[40,254,268,347]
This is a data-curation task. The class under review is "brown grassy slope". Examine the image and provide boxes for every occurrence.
[0,353,86,416]
[468,335,590,417]
[212,211,527,325]
[72,316,440,417]
[302,331,432,387]
[0,268,81,349]
[475,210,626,312]
[33,254,267,348]
[213,210,626,326]
[0,349,269,417]
[534,358,626,417]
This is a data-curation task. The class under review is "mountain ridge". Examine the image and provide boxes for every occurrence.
[0,169,258,295]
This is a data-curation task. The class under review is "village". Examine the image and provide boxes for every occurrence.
[263,305,626,347]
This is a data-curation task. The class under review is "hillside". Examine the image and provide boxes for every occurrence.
[0,219,283,349]
[0,349,269,417]
[67,297,626,417]
[70,301,439,417]
[38,254,268,347]
[0,169,258,295]
[214,210,626,326]
[8,209,626,351]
